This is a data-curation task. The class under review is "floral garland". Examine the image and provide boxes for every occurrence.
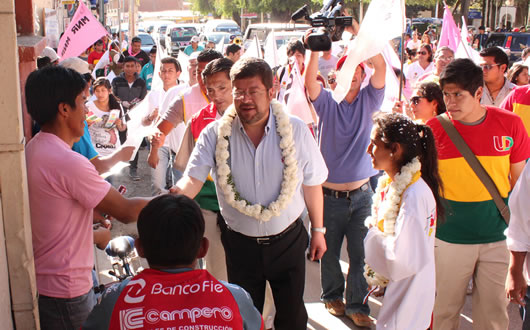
[363,157,422,288]
[215,100,298,222]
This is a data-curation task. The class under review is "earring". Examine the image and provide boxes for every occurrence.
[390,153,393,157]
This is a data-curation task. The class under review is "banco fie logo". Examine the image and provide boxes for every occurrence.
[120,307,144,330]
[493,136,514,152]
[124,278,146,304]
[145,306,233,324]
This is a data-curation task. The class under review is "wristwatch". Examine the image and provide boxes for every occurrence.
[311,227,327,234]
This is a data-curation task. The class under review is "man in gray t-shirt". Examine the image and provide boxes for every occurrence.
[304,27,386,328]
[318,50,339,82]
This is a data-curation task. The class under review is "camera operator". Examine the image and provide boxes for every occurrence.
[304,21,386,327]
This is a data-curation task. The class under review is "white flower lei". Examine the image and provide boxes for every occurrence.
[364,157,422,288]
[215,100,298,222]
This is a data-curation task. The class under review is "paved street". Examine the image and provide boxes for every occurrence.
[95,148,523,329]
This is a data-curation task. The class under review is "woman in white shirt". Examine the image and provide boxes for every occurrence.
[406,43,435,89]
[364,112,444,329]
[86,77,127,157]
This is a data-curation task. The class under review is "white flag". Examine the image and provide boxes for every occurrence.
[284,61,316,124]
[177,52,191,84]
[150,38,164,91]
[455,17,481,64]
[264,30,280,69]
[332,0,404,103]
[380,44,407,112]
[121,98,156,161]
[241,35,261,59]
[91,49,109,79]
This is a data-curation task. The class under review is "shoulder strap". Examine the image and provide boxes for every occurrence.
[437,113,510,224]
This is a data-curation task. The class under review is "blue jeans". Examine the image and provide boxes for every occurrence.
[38,289,95,330]
[150,146,182,195]
[320,186,373,315]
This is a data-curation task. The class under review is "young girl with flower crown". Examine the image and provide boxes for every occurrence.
[364,112,444,329]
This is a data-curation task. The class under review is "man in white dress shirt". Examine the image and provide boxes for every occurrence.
[171,57,328,329]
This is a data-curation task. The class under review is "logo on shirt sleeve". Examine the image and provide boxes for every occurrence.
[493,136,514,152]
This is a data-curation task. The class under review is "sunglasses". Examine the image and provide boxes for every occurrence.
[417,51,428,55]
[410,96,424,105]
[328,78,336,84]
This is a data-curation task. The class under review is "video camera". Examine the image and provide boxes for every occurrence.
[291,0,353,52]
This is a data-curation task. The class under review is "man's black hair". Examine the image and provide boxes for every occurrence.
[137,194,205,267]
[94,39,103,45]
[202,57,234,81]
[197,49,224,64]
[131,36,141,44]
[160,56,182,72]
[25,66,87,126]
[286,39,305,57]
[439,58,483,96]
[230,57,273,90]
[226,43,241,56]
[37,56,52,69]
[479,47,509,73]
[123,56,139,64]
[149,46,157,54]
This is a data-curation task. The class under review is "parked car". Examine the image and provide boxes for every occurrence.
[157,24,170,48]
[243,23,311,46]
[204,19,241,35]
[165,24,199,56]
[137,33,156,53]
[485,32,530,64]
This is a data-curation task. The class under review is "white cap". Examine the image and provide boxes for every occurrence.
[191,36,200,43]
[60,57,90,75]
[41,47,59,62]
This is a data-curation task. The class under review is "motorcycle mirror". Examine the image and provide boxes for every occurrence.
[105,236,135,259]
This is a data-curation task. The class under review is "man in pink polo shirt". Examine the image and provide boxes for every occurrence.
[24,66,151,330]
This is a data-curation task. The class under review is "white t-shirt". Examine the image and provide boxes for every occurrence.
[406,39,421,50]
[318,54,339,80]
[405,61,434,89]
[506,163,530,284]
[147,87,186,154]
[86,101,121,157]
[364,178,437,330]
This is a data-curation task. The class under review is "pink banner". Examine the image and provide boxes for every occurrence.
[57,1,108,61]
[438,6,461,52]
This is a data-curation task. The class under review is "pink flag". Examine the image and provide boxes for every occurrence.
[438,6,461,52]
[57,1,109,61]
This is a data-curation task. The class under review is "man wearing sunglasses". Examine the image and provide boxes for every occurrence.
[479,47,515,107]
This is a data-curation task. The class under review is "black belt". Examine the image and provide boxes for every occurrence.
[323,182,370,199]
[229,218,302,245]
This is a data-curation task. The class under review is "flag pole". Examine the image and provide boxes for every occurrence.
[398,0,406,101]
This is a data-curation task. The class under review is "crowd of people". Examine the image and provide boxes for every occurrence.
[27,13,530,330]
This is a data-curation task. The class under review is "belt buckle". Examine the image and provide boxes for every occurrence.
[256,237,271,245]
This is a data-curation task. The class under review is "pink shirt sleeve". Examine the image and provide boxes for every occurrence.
[62,153,111,209]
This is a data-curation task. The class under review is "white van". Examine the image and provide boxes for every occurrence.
[204,19,241,35]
